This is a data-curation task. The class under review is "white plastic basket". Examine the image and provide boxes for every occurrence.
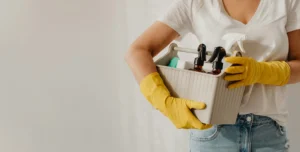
[155,43,245,125]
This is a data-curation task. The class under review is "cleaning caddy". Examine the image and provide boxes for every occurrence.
[154,33,247,124]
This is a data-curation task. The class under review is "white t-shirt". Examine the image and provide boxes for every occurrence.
[158,0,300,126]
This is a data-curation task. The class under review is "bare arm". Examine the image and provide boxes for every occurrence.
[125,21,179,83]
[287,30,300,84]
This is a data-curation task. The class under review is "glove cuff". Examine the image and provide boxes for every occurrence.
[259,61,291,86]
[140,72,170,107]
[278,61,291,85]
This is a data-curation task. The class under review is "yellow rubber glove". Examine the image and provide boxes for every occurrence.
[224,57,291,89]
[140,72,212,130]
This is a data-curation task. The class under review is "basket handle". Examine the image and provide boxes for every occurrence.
[154,43,179,65]
[171,43,242,57]
[155,43,242,65]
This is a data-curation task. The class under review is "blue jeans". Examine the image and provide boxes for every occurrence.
[190,114,289,152]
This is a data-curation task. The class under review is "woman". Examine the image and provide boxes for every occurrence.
[125,0,300,151]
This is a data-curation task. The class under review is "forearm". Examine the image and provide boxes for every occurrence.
[125,47,157,83]
[287,60,300,84]
[287,30,300,84]
[125,22,179,83]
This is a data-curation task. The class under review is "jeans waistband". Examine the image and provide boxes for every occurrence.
[236,113,275,125]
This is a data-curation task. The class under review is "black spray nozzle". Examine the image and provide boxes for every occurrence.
[194,44,207,66]
[198,44,206,61]
[208,47,227,70]
[208,47,226,63]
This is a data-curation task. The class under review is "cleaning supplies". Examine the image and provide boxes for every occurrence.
[207,47,227,75]
[168,57,188,70]
[168,57,179,68]
[191,44,207,72]
[154,43,246,124]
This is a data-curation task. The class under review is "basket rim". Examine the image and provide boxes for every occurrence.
[156,65,226,78]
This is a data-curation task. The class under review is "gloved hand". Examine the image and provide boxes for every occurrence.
[224,57,291,89]
[140,72,212,130]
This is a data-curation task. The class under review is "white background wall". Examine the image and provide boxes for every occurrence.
[0,0,120,151]
[0,0,299,152]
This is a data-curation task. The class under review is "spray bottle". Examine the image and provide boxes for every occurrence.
[191,44,207,73]
[222,33,246,56]
[207,47,227,75]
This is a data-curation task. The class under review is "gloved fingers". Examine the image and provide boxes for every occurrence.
[187,110,213,130]
[225,57,247,65]
[225,66,245,74]
[228,81,246,89]
[201,124,213,130]
[224,74,245,81]
[185,100,206,110]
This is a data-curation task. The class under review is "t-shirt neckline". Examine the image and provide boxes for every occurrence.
[218,0,265,26]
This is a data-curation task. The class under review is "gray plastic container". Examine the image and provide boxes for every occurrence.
[155,43,245,125]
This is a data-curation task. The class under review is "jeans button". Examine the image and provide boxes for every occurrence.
[247,116,252,122]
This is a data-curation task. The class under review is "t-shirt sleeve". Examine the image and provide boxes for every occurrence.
[157,0,194,36]
[286,0,300,32]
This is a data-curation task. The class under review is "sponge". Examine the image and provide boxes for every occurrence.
[167,57,179,68]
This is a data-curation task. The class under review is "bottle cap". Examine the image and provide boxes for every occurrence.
[195,44,206,66]
[209,47,226,70]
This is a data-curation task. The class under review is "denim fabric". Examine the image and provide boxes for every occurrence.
[190,114,289,152]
